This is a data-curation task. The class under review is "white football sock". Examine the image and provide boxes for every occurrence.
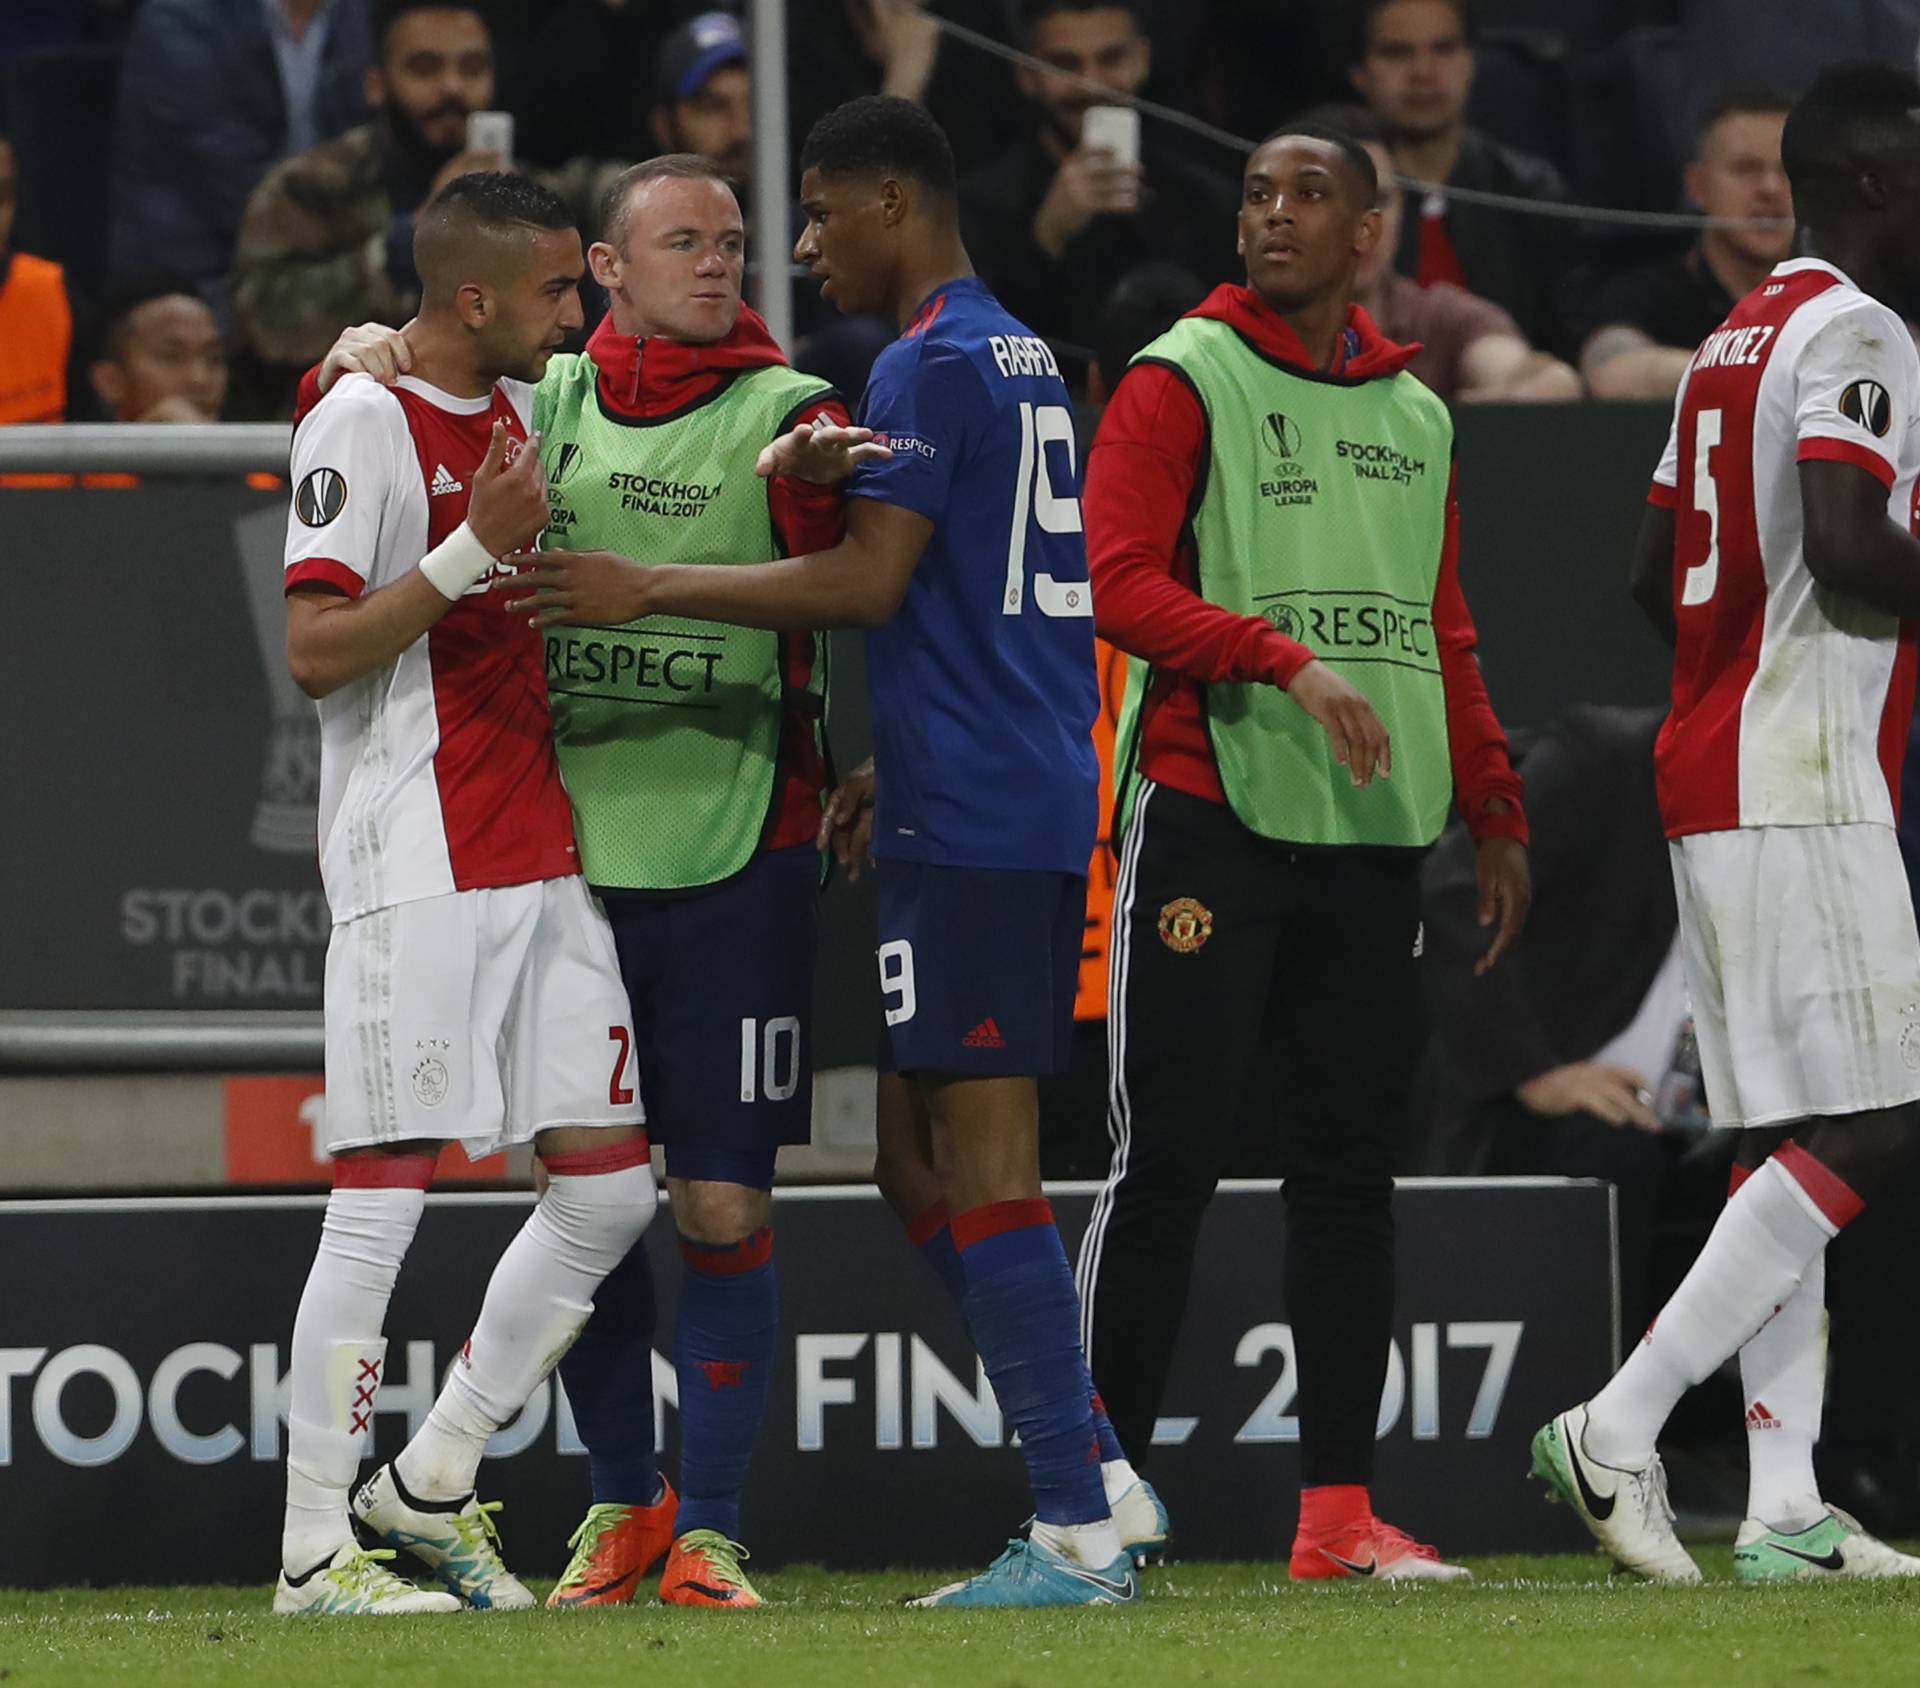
[1031,1516,1125,1570]
[1584,1155,1844,1471]
[1101,1457,1140,1506]
[395,1157,657,1503]
[282,1184,426,1574]
[1741,1248,1828,1533]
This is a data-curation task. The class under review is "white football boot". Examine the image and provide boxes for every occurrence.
[352,1462,535,1610]
[1531,1404,1703,1584]
[273,1544,462,1615]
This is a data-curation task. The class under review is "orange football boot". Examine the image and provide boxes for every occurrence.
[546,1479,680,1609]
[659,1529,763,1608]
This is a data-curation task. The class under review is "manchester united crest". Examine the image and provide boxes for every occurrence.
[1157,897,1213,954]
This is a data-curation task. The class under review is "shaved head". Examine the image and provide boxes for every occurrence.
[1258,121,1380,204]
[414,170,578,302]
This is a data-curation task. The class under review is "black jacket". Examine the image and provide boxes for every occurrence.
[1392,126,1577,356]
[959,132,1239,362]
[1410,704,1676,1174]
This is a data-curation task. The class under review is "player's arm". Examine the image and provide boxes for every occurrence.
[502,496,930,632]
[287,420,547,697]
[1628,501,1679,648]
[1800,459,1920,618]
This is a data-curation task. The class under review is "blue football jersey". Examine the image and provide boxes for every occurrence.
[849,278,1099,873]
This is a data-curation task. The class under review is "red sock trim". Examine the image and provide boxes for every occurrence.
[332,1152,438,1190]
[680,1225,773,1274]
[1774,1142,1865,1229]
[1297,1483,1371,1540]
[541,1134,652,1178]
[950,1197,1055,1252]
[1728,1161,1754,1197]
[905,1201,951,1249]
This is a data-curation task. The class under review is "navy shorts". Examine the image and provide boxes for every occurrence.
[598,844,818,1188]
[874,861,1085,1077]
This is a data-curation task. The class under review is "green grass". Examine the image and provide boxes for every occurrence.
[5,1554,1919,1687]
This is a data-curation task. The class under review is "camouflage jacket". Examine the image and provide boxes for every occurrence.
[232,122,626,372]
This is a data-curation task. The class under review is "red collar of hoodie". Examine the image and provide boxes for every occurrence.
[586,303,796,417]
[1180,282,1423,381]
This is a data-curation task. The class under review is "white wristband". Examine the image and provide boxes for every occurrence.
[418,521,497,601]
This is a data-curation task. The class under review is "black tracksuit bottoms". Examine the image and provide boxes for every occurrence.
[1075,778,1424,1489]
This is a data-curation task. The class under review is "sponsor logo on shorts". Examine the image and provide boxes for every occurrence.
[1746,1399,1781,1432]
[412,1056,451,1108]
[1900,1005,1920,1071]
[1158,897,1213,954]
[961,1017,1007,1049]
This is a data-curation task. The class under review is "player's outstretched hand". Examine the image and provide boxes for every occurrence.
[497,547,649,627]
[756,419,893,484]
[1516,1061,1660,1132]
[1285,659,1391,787]
[1473,832,1531,976]
[467,424,548,558]
[317,320,415,393]
[819,757,876,880]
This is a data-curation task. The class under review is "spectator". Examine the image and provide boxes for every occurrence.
[230,1,508,401]
[786,2,1016,181]
[1581,88,1795,402]
[1309,104,1580,402]
[652,12,752,188]
[1348,0,1574,354]
[958,0,1236,366]
[108,0,373,319]
[87,270,230,423]
[0,128,73,424]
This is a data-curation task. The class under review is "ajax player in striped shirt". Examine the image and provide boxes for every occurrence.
[509,95,1159,1607]
[274,175,658,1615]
[1533,64,1920,1584]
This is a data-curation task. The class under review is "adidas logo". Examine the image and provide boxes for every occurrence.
[430,463,464,496]
[1746,1400,1782,1432]
[961,1016,1007,1049]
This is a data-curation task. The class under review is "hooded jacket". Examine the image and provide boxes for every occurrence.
[1085,282,1528,845]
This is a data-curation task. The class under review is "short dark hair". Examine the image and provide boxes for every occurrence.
[1093,262,1207,396]
[1781,61,1920,218]
[599,153,738,248]
[799,95,957,204]
[1351,0,1474,62]
[1019,0,1144,36]
[426,169,574,234]
[376,0,491,52]
[1697,84,1795,147]
[89,268,210,362]
[1255,121,1381,203]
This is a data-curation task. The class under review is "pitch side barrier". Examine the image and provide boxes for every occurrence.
[0,1178,1615,1584]
[0,404,1670,1070]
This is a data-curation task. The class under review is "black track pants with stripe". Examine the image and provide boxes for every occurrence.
[1076,780,1424,1490]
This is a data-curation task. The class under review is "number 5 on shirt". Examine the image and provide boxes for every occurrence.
[1683,407,1723,606]
[1004,401,1094,619]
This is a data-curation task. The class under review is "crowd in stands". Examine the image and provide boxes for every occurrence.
[5,0,1919,422]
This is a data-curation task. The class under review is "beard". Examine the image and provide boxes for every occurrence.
[386,98,471,168]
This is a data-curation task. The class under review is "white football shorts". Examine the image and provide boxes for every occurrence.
[1670,823,1920,1128]
[322,875,644,1158]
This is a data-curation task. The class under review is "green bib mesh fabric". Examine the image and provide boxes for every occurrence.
[1113,317,1456,848]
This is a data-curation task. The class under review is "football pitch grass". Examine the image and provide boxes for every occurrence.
[5,1553,1919,1688]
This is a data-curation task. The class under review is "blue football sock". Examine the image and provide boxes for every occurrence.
[954,1199,1106,1526]
[558,1238,663,1507]
[674,1226,778,1542]
[914,1200,1128,1470]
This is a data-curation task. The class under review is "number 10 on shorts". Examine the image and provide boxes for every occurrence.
[740,1016,802,1104]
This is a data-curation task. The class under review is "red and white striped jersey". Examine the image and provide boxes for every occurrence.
[283,371,579,922]
[1650,258,1920,838]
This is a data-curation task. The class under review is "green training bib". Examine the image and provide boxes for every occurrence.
[1114,316,1456,848]
[535,355,833,889]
